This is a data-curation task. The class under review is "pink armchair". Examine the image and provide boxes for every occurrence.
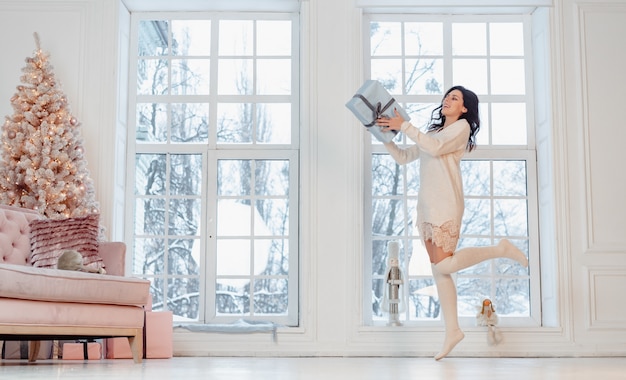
[0,204,150,363]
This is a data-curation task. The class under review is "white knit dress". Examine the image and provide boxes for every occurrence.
[383,119,470,253]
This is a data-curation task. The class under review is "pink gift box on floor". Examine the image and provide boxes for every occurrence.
[62,342,102,360]
[105,337,133,359]
[145,311,173,359]
[105,310,173,359]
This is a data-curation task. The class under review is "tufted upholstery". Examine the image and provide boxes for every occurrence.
[0,205,41,266]
[0,204,150,363]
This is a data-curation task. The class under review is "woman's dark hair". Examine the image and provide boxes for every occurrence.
[427,85,480,152]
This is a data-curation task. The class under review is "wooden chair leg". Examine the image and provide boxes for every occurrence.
[28,341,41,362]
[128,331,143,363]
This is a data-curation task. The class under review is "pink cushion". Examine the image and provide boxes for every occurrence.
[0,204,41,265]
[0,263,149,306]
[29,214,104,271]
[0,298,145,329]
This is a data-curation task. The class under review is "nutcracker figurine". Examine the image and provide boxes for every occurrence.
[382,241,405,326]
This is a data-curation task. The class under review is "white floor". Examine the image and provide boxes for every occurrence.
[2,357,626,380]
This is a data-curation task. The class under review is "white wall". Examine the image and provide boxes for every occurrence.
[0,0,122,239]
[0,0,624,357]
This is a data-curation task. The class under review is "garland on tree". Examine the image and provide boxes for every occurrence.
[0,33,99,219]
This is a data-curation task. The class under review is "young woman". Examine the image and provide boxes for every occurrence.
[376,85,528,360]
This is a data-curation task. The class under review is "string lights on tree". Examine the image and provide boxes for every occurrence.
[0,32,99,219]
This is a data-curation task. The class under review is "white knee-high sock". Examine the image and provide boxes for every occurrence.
[431,264,464,360]
[434,239,528,275]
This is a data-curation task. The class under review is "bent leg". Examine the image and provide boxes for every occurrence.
[434,239,528,274]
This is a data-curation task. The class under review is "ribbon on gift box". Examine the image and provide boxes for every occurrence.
[346,80,410,143]
[352,94,395,127]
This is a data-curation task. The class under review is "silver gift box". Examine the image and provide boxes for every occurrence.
[346,80,410,143]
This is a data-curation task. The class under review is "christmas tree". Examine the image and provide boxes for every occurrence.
[0,33,99,219]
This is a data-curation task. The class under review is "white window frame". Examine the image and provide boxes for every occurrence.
[126,11,300,326]
[362,13,541,327]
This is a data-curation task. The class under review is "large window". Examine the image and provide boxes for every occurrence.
[364,15,540,326]
[128,13,299,326]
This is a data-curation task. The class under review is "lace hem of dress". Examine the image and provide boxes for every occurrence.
[419,220,460,253]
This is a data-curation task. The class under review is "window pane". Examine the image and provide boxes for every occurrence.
[135,154,166,195]
[372,154,406,196]
[172,155,204,194]
[257,103,291,144]
[138,20,169,56]
[495,278,530,316]
[171,103,209,143]
[405,58,444,95]
[452,23,486,55]
[257,59,291,95]
[168,238,200,275]
[134,238,165,274]
[371,22,402,56]
[405,22,443,56]
[457,277,491,316]
[218,160,251,196]
[218,59,253,95]
[461,160,491,197]
[408,278,438,319]
[216,279,249,315]
[255,160,289,196]
[255,239,289,274]
[136,103,167,142]
[405,103,438,130]
[490,23,524,56]
[254,278,288,314]
[452,58,487,94]
[217,103,253,143]
[168,198,201,235]
[172,20,211,56]
[407,240,431,276]
[137,58,168,95]
[490,59,525,95]
[255,199,289,236]
[372,199,407,237]
[494,199,528,237]
[134,198,165,235]
[462,198,492,235]
[219,20,253,56]
[493,161,527,197]
[257,20,291,56]
[491,103,527,145]
[371,59,403,94]
[217,200,251,236]
[216,239,251,275]
[167,277,199,319]
[171,59,210,95]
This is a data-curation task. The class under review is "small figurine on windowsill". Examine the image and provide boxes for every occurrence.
[382,241,405,326]
[476,299,502,345]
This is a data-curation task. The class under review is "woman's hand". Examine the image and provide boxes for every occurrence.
[376,108,405,131]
